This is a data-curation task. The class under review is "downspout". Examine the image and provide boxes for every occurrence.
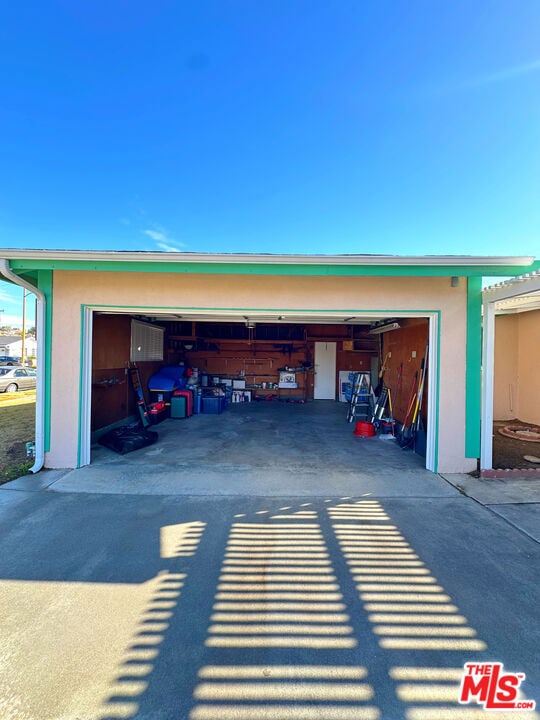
[0,259,45,473]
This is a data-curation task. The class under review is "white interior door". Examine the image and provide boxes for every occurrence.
[314,342,337,399]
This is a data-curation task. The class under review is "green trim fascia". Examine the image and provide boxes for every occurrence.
[9,259,538,277]
[465,277,482,458]
[37,270,53,453]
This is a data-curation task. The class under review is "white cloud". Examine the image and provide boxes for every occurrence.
[142,227,187,251]
[143,229,167,242]
[0,287,18,305]
[461,59,540,89]
[409,58,540,102]
[156,241,186,252]
[0,284,36,327]
[0,313,24,328]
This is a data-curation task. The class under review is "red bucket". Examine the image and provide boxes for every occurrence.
[353,421,376,437]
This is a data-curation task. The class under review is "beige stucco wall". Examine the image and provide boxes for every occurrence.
[494,310,540,425]
[47,269,475,473]
[518,310,540,424]
[493,315,519,420]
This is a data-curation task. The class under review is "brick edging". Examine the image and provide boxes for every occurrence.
[480,468,540,479]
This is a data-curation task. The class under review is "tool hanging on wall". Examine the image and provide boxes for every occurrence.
[374,352,390,397]
[399,371,419,448]
[400,347,428,449]
[385,387,396,435]
[413,343,429,447]
[371,385,389,424]
[394,362,403,407]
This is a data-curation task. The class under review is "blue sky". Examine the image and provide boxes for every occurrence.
[1,1,540,324]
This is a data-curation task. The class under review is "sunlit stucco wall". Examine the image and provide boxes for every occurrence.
[518,309,540,425]
[47,270,474,472]
[493,315,519,420]
[494,309,540,425]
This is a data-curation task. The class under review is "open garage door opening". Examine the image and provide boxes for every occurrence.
[85,309,434,474]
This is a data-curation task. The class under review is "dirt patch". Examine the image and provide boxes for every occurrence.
[493,420,540,470]
[0,400,35,484]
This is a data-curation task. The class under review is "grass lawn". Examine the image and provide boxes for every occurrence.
[0,391,35,484]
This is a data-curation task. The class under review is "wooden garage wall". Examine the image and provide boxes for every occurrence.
[91,315,162,431]
[175,323,376,400]
[378,319,429,425]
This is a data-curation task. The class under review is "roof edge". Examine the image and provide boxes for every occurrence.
[0,248,536,267]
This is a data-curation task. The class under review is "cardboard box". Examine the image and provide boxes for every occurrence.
[233,379,246,389]
[278,382,298,389]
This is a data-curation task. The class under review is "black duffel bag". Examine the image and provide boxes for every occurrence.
[98,424,159,454]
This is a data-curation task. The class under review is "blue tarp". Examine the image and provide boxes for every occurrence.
[148,365,187,392]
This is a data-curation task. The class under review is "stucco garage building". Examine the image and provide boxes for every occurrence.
[1,250,538,475]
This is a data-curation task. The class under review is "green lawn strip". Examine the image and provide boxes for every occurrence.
[0,389,37,405]
[1,461,34,485]
[0,402,35,484]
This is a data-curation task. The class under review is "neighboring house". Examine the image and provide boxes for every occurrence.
[494,309,540,425]
[481,271,540,469]
[0,335,37,358]
[0,249,539,474]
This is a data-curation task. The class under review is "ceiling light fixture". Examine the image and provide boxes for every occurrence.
[369,321,401,335]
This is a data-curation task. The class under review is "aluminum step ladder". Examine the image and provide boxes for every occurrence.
[347,372,373,423]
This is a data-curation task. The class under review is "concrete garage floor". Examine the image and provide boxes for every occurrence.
[46,401,439,497]
[1,402,539,720]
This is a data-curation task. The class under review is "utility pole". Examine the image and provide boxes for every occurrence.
[21,289,26,364]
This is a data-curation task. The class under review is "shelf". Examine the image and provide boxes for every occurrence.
[169,336,307,345]
[92,380,126,389]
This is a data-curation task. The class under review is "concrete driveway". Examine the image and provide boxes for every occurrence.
[0,403,539,719]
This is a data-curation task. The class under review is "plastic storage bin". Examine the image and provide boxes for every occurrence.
[172,389,193,416]
[148,401,169,424]
[202,396,226,414]
[171,395,187,419]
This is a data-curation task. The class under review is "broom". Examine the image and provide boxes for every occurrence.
[400,363,423,449]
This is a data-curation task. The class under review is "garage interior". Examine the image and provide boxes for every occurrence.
[90,312,430,473]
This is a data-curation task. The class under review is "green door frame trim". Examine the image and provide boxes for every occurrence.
[77,304,441,473]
